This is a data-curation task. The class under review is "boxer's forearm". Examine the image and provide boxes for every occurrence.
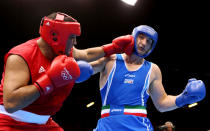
[3,85,40,113]
[156,95,178,112]
[73,47,105,62]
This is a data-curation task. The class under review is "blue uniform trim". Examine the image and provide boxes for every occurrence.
[101,61,116,106]
[141,65,152,106]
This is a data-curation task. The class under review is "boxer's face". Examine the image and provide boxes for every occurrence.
[136,33,153,56]
[70,36,77,46]
[65,35,77,56]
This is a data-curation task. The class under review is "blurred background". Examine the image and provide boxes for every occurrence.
[0,0,209,130]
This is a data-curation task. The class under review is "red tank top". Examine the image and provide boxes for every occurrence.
[0,38,75,115]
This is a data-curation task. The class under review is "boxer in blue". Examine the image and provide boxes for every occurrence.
[91,25,206,131]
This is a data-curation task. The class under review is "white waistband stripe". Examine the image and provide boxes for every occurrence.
[101,109,110,115]
[124,108,147,114]
[0,105,50,124]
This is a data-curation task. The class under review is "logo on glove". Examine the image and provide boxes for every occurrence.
[61,68,73,80]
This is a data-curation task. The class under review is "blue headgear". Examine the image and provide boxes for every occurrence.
[132,25,158,58]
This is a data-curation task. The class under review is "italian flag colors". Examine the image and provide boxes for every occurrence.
[101,105,147,118]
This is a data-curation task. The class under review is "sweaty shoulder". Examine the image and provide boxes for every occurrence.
[105,54,116,70]
[150,63,162,83]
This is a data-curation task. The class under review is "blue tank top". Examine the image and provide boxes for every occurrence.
[100,54,152,107]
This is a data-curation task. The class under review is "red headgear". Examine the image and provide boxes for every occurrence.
[39,12,81,55]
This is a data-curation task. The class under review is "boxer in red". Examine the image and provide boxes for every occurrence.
[0,12,133,130]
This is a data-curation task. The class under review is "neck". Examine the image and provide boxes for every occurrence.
[124,53,144,65]
[37,38,56,61]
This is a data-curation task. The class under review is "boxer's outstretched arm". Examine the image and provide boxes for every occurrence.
[73,46,106,62]
[73,35,134,62]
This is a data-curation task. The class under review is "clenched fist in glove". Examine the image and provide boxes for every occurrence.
[75,60,93,83]
[34,55,80,96]
[175,78,206,107]
[102,35,134,57]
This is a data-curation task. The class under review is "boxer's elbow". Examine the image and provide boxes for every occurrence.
[157,106,175,113]
[155,104,167,113]
[4,101,18,113]
[156,106,168,113]
[3,96,19,113]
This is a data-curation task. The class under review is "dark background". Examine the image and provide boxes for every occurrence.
[0,0,209,130]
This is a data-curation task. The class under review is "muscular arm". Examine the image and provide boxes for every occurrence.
[3,55,40,113]
[73,46,106,62]
[149,64,178,112]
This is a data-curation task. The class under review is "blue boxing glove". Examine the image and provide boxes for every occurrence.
[175,78,206,107]
[75,61,93,83]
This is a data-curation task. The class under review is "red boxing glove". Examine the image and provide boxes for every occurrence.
[34,55,80,96]
[102,35,134,56]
